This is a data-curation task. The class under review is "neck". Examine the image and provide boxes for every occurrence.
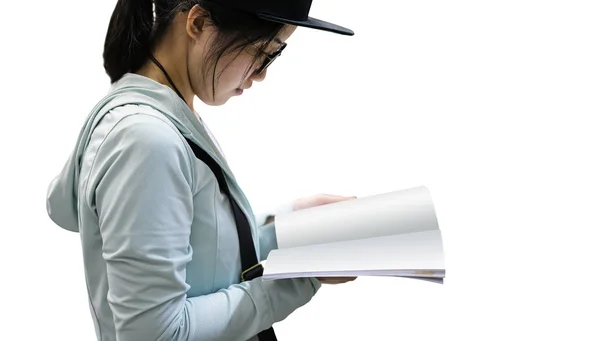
[137,49,195,111]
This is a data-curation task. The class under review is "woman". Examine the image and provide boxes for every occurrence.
[46,0,356,340]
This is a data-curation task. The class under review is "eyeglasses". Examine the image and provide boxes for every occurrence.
[255,42,287,75]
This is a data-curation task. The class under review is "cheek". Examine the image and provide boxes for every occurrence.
[216,58,254,91]
[189,49,258,105]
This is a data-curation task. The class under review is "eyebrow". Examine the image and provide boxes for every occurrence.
[274,38,284,44]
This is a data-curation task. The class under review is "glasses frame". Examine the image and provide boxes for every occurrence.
[255,42,287,75]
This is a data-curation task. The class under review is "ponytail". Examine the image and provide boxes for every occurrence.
[103,0,154,83]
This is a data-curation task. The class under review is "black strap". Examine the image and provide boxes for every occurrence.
[149,54,187,102]
[185,138,278,341]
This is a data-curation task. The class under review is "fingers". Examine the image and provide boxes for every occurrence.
[293,194,356,211]
[314,194,357,206]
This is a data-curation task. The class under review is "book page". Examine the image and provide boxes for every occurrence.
[262,229,444,279]
[274,186,439,249]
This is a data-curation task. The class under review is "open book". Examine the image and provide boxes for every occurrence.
[262,186,445,284]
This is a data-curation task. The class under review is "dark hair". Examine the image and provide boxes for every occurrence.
[103,0,285,96]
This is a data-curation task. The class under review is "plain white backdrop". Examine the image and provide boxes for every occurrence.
[1,0,599,340]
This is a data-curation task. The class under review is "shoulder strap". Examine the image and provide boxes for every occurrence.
[184,138,277,341]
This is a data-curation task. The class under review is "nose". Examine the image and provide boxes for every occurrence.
[251,68,267,82]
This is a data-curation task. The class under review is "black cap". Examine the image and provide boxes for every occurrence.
[217,0,354,36]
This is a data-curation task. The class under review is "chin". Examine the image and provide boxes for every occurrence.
[209,97,232,106]
[197,93,231,107]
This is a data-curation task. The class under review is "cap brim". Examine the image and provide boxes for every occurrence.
[256,13,354,36]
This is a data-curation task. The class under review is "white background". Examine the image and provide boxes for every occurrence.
[1,0,599,340]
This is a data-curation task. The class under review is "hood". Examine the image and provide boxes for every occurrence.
[46,73,240,232]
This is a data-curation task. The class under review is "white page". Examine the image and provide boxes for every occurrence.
[263,229,444,279]
[274,186,439,249]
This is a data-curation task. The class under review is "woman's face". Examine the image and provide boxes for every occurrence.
[187,20,296,106]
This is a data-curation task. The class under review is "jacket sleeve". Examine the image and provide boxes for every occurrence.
[90,113,321,341]
[258,221,277,261]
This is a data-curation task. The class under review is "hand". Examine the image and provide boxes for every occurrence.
[292,194,357,211]
[316,277,357,284]
[263,194,356,224]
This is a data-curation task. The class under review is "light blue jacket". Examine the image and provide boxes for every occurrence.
[46,73,321,341]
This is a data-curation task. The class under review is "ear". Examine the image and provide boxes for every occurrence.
[186,4,210,41]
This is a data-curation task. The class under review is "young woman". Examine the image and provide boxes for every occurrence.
[47,0,355,340]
